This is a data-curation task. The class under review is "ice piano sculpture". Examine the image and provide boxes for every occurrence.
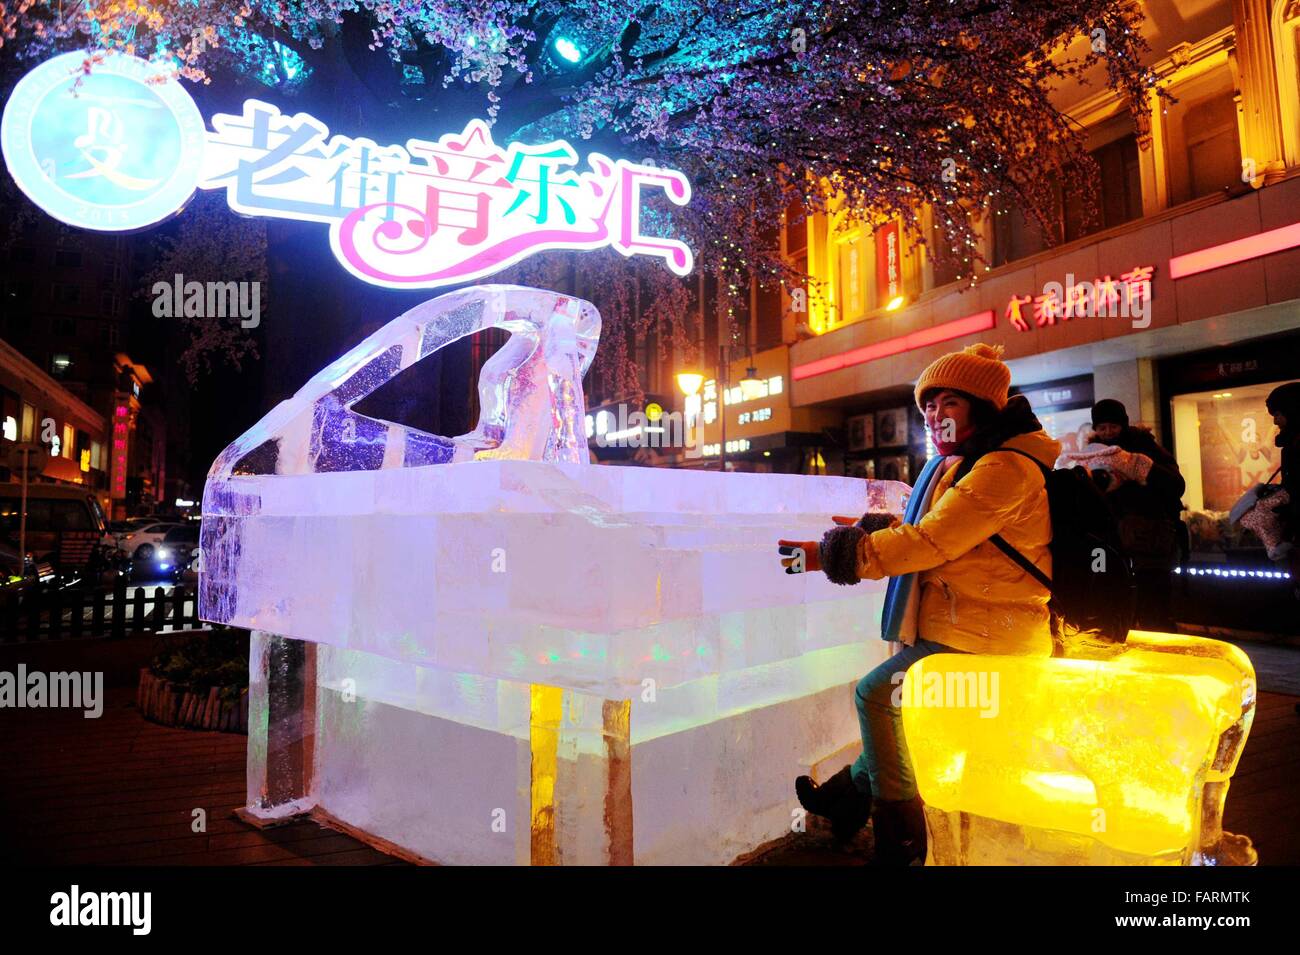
[901,632,1258,865]
[200,285,903,865]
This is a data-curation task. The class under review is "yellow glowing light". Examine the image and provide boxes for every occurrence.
[676,373,704,397]
[901,631,1256,865]
[645,402,663,422]
[886,295,906,311]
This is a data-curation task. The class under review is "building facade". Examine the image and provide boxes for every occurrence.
[0,336,107,494]
[0,212,167,517]
[781,0,1300,563]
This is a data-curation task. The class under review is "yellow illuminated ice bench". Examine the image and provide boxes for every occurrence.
[900,631,1256,865]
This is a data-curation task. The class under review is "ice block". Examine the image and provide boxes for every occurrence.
[901,631,1257,865]
[203,285,906,864]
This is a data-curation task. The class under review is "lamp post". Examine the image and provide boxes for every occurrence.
[678,345,761,472]
[676,370,704,465]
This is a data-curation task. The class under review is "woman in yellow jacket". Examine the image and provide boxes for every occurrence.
[780,343,1060,864]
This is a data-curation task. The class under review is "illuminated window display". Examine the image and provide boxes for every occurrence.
[1172,381,1286,553]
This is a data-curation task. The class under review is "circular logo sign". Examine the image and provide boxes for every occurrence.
[1,51,206,231]
[645,402,663,422]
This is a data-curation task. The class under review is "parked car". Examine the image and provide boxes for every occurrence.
[109,518,152,538]
[0,483,111,578]
[117,521,182,561]
[153,524,200,582]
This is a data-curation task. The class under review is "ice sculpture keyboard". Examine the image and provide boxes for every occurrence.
[201,285,905,864]
[901,631,1257,865]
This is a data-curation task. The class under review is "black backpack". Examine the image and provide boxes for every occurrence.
[985,447,1136,642]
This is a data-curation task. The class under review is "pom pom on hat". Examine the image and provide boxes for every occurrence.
[914,342,1012,411]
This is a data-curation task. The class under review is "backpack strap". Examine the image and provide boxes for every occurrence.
[984,447,1053,590]
[988,533,1053,590]
[991,445,1051,480]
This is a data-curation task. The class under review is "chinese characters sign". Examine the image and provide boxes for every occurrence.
[2,52,694,289]
[200,101,693,288]
[1004,266,1154,331]
[110,403,129,500]
[0,52,206,231]
[875,220,901,308]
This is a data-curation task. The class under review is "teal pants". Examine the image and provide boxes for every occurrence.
[849,638,963,800]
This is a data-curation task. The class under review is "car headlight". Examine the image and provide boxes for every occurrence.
[156,548,171,561]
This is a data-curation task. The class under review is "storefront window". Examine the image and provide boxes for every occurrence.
[1036,407,1096,455]
[1172,382,1286,553]
[1013,377,1096,455]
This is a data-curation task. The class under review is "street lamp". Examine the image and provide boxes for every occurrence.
[676,372,704,397]
[677,347,759,472]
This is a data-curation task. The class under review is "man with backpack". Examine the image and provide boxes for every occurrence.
[776,343,1066,865]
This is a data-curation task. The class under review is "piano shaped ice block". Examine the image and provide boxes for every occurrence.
[901,631,1257,865]
[201,285,904,864]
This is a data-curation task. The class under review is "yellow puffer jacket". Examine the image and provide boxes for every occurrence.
[855,428,1061,657]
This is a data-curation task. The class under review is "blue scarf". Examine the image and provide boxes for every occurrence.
[879,454,950,642]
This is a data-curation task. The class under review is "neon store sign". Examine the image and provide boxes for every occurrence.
[1,52,694,289]
[110,404,128,498]
[685,376,784,426]
[1004,266,1154,331]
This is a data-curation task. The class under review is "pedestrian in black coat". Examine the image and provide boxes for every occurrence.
[1088,399,1186,630]
[1266,382,1300,586]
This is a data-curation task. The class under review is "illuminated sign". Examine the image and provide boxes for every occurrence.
[792,309,996,381]
[685,375,783,425]
[1169,220,1300,278]
[110,403,129,499]
[0,52,206,231]
[2,417,14,441]
[584,400,689,448]
[2,52,694,289]
[1005,267,1154,331]
[702,440,750,456]
[875,220,901,309]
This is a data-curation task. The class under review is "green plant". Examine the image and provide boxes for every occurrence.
[150,627,250,698]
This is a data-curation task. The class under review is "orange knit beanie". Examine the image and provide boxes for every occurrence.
[914,343,1011,411]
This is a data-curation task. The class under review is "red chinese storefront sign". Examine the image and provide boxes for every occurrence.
[110,403,129,499]
[875,220,901,308]
[1005,266,1154,331]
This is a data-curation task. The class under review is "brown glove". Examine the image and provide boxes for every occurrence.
[778,539,822,574]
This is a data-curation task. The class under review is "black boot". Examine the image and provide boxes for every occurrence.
[869,795,927,865]
[795,766,872,840]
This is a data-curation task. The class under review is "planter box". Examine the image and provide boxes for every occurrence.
[137,667,248,734]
